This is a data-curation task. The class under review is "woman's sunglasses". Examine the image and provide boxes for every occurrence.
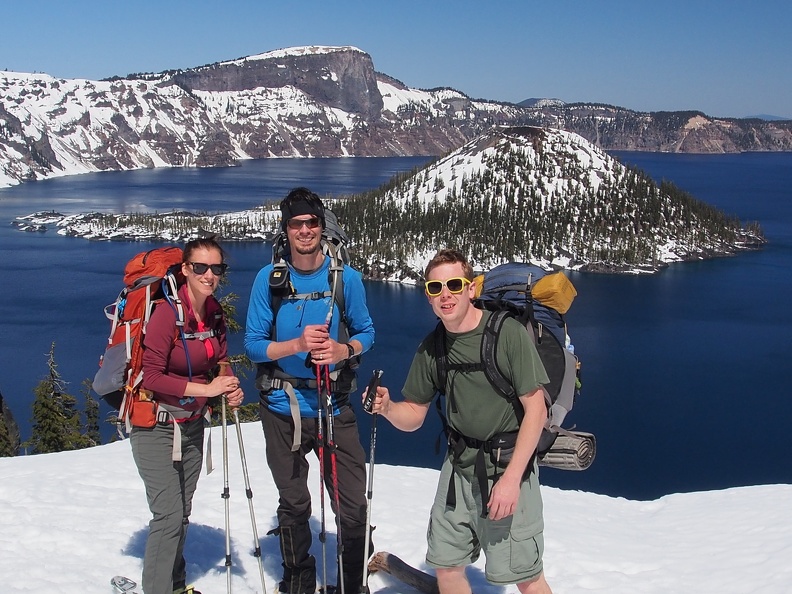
[189,262,228,276]
[286,217,321,230]
[425,277,471,297]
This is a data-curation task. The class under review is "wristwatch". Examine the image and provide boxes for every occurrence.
[346,343,355,359]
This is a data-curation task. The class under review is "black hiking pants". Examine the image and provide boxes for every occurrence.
[261,404,371,594]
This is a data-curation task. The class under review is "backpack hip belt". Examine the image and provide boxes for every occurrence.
[255,364,356,396]
[155,402,212,468]
[446,428,528,518]
[256,364,354,451]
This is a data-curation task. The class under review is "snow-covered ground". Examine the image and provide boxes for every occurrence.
[1,422,789,593]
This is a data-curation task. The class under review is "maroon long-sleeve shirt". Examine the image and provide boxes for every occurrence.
[141,284,228,412]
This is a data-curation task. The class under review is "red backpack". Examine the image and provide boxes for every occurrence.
[93,247,186,429]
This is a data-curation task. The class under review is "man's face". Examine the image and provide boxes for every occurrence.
[425,262,476,330]
[286,214,322,255]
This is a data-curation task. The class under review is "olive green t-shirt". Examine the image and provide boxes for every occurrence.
[403,310,549,443]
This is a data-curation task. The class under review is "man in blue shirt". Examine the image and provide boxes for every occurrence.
[245,187,375,594]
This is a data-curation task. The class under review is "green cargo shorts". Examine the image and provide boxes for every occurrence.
[425,456,545,585]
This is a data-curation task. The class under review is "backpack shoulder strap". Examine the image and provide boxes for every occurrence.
[433,319,488,394]
[268,246,349,344]
[480,310,525,424]
[433,321,449,396]
[432,320,452,451]
[324,240,348,343]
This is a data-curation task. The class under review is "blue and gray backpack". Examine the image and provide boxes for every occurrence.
[434,262,595,470]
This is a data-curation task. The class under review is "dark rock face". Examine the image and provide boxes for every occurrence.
[528,105,792,154]
[172,48,384,119]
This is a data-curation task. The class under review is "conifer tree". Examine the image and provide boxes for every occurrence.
[82,379,101,447]
[0,421,12,457]
[26,343,88,454]
[0,392,20,457]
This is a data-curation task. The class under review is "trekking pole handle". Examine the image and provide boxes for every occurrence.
[362,369,383,414]
[217,361,232,406]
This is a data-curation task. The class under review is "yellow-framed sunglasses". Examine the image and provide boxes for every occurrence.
[424,277,472,297]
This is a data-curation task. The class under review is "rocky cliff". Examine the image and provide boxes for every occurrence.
[528,104,792,153]
[1,45,790,188]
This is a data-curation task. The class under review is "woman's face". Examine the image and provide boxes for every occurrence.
[182,246,224,298]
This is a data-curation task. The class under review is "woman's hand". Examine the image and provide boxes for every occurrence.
[225,386,244,408]
[207,374,239,397]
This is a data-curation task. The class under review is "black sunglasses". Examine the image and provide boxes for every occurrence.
[287,217,321,230]
[189,261,228,275]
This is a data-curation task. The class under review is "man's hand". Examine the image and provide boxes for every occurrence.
[298,324,330,352]
[487,474,521,521]
[366,385,392,416]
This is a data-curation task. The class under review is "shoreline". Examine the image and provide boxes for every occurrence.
[12,209,766,278]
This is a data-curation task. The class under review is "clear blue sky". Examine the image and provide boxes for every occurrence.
[4,0,790,119]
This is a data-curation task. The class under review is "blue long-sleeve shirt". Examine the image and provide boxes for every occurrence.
[244,256,375,417]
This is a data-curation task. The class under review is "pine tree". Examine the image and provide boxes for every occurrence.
[0,391,20,457]
[26,343,89,454]
[82,379,101,447]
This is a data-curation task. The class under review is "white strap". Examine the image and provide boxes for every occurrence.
[203,407,213,474]
[283,381,302,452]
[143,285,153,328]
[170,416,183,462]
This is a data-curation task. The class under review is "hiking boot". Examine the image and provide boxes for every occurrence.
[337,533,373,594]
[319,586,369,594]
[275,522,317,594]
[279,582,316,594]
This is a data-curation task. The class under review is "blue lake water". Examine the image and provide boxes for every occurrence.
[1,152,790,501]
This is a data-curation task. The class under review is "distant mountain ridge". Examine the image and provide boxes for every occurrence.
[1,45,791,188]
[744,114,790,121]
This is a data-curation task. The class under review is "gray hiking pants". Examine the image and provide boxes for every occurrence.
[131,418,204,594]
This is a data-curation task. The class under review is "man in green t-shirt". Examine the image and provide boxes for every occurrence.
[368,248,552,594]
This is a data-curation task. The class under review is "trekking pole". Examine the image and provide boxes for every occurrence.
[233,407,269,594]
[316,362,329,594]
[219,362,233,594]
[315,260,346,594]
[361,370,383,593]
[321,363,345,594]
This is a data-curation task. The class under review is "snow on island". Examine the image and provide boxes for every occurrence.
[12,208,282,242]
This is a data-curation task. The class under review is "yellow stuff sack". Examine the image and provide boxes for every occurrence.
[531,271,577,314]
[473,274,485,298]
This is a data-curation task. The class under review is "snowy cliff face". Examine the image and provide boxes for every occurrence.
[173,46,385,119]
[0,46,530,188]
[2,45,791,189]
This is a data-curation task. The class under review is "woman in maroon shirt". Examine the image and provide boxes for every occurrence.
[131,237,243,594]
